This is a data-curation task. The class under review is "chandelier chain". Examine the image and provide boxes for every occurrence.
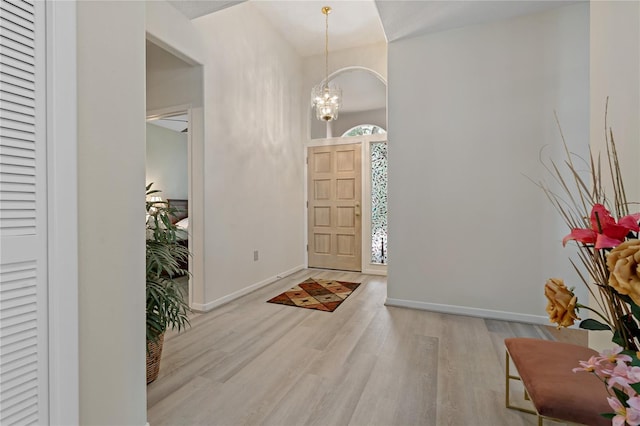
[324,8,329,89]
[311,6,341,122]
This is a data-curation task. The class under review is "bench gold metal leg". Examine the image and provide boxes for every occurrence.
[505,351,510,408]
[505,349,569,426]
[505,349,537,415]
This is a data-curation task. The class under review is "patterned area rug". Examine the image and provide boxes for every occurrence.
[267,278,361,312]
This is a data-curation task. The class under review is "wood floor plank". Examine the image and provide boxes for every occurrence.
[257,373,327,426]
[147,376,217,425]
[305,353,379,426]
[147,269,587,426]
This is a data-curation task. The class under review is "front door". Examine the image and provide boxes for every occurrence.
[307,143,361,271]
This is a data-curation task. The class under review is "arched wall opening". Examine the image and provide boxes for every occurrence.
[310,66,387,140]
[306,66,389,274]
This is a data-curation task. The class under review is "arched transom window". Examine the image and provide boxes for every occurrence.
[342,124,386,137]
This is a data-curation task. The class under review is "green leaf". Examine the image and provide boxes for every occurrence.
[630,299,640,322]
[601,413,616,419]
[613,330,625,347]
[618,293,634,305]
[613,387,629,403]
[579,319,611,331]
[622,313,640,330]
[631,383,640,394]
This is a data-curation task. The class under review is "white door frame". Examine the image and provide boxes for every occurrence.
[305,134,387,275]
[46,1,79,424]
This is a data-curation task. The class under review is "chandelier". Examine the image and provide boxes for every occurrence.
[311,6,342,122]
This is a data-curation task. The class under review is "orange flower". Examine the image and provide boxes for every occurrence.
[545,278,580,328]
[608,239,640,305]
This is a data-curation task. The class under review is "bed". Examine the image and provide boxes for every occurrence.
[167,199,188,233]
[167,199,189,272]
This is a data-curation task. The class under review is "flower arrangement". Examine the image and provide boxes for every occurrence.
[539,102,640,423]
[573,346,640,425]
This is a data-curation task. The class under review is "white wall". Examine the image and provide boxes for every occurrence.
[387,3,590,322]
[145,0,205,66]
[588,1,640,349]
[303,42,388,90]
[146,123,188,199]
[77,1,146,424]
[146,39,203,111]
[590,1,640,204]
[332,108,387,138]
[193,2,306,308]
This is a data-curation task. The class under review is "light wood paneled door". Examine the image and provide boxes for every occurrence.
[308,144,361,271]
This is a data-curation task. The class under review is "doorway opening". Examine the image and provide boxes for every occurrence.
[145,36,204,310]
[146,111,191,305]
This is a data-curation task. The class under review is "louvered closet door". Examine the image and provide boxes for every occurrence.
[0,0,49,424]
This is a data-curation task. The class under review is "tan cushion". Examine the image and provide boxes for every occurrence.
[505,337,611,426]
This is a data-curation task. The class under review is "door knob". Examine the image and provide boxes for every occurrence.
[355,202,361,217]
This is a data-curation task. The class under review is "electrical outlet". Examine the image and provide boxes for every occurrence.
[253,250,259,261]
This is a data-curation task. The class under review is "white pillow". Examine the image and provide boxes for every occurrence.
[176,217,189,229]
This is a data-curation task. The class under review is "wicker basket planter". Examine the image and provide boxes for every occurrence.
[146,333,165,384]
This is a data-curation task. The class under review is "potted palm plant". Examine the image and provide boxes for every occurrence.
[145,183,190,384]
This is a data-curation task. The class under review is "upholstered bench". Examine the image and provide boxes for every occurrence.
[505,337,611,426]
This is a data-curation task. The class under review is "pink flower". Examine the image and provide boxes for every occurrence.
[608,397,640,426]
[563,204,640,249]
[573,356,603,373]
[609,397,626,426]
[608,361,640,394]
[601,346,633,364]
[575,347,633,380]
[628,397,640,426]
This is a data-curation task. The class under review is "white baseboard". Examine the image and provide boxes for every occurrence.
[361,268,387,276]
[384,298,549,325]
[191,264,305,312]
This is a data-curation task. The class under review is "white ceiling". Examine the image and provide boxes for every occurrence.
[165,0,582,114]
[250,1,386,57]
[147,114,189,133]
[174,1,385,57]
[169,0,582,55]
[168,0,245,19]
[376,1,582,42]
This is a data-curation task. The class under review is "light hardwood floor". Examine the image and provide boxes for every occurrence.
[147,269,587,426]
